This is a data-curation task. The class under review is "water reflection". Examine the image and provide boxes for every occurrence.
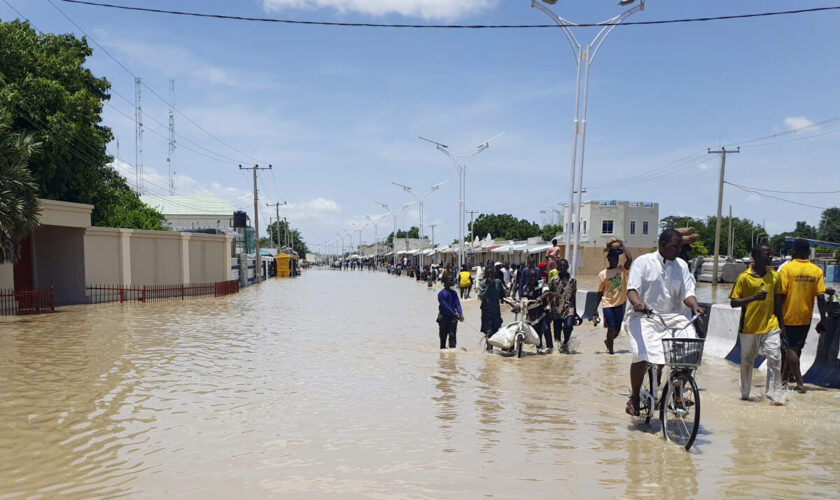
[0,270,838,498]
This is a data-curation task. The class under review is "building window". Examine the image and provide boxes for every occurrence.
[630,221,636,235]
[583,221,587,234]
[599,200,617,206]
[643,221,649,235]
[602,220,614,234]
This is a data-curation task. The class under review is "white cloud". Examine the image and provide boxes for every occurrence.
[98,35,282,91]
[784,116,818,132]
[261,0,498,21]
[697,162,710,172]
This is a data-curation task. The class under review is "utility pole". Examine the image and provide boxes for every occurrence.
[240,164,272,283]
[167,79,175,195]
[727,204,733,258]
[466,210,479,241]
[283,217,289,248]
[134,77,143,193]
[708,147,739,288]
[428,223,437,248]
[266,201,287,251]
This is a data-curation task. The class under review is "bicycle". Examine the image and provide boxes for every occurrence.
[636,308,705,451]
[485,297,542,358]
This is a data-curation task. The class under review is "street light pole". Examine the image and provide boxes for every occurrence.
[420,133,503,271]
[529,0,646,277]
[393,179,449,269]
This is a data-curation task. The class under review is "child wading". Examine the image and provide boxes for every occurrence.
[437,275,464,349]
[597,238,633,354]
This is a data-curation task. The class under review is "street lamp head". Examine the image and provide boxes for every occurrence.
[430,178,451,191]
[402,201,416,208]
[618,0,636,5]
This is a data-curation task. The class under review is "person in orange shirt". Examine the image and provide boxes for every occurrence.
[778,239,834,393]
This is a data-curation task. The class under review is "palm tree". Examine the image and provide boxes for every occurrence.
[0,110,41,264]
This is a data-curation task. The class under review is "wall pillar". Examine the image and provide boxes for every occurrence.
[180,233,191,285]
[118,229,132,285]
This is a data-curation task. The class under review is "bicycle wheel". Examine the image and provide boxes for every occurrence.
[660,371,700,450]
[516,333,524,358]
[639,366,655,425]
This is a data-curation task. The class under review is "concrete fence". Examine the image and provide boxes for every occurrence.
[84,227,233,286]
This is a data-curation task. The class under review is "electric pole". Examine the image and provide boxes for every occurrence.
[240,164,272,283]
[466,210,479,241]
[266,201,287,251]
[167,79,176,195]
[708,147,738,288]
[428,223,437,248]
[134,77,143,193]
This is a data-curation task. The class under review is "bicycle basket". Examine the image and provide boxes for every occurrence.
[661,338,705,367]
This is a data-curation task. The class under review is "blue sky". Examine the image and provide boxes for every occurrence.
[8,0,840,251]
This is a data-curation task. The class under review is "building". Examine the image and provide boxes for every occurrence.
[561,200,660,274]
[140,192,236,232]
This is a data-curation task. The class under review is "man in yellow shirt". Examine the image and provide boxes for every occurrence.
[778,239,831,393]
[729,244,784,405]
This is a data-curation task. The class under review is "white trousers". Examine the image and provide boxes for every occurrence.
[739,330,783,402]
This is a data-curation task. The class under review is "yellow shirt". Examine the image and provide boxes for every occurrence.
[459,271,471,288]
[729,269,781,334]
[780,259,826,326]
[598,267,629,308]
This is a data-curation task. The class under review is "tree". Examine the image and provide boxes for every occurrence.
[769,220,818,255]
[386,226,420,244]
[469,213,541,241]
[0,20,165,230]
[817,207,840,243]
[266,219,309,259]
[540,224,563,242]
[0,110,40,263]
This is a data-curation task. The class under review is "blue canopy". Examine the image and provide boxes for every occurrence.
[784,237,839,249]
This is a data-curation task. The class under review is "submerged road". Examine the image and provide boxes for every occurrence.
[1,270,838,498]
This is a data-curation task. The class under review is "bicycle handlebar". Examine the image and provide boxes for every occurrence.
[644,307,703,335]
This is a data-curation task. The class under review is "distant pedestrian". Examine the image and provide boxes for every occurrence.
[479,267,506,352]
[547,238,561,267]
[778,239,831,393]
[518,258,539,297]
[437,275,464,349]
[548,258,577,353]
[729,244,784,405]
[459,266,473,299]
[597,239,633,354]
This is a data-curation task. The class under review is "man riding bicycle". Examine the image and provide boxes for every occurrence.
[624,229,706,416]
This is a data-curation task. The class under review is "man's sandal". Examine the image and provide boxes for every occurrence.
[625,398,640,417]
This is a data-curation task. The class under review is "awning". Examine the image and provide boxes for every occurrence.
[527,243,552,254]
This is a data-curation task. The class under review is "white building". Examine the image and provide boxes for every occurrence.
[562,200,659,249]
[559,200,659,274]
[140,192,236,232]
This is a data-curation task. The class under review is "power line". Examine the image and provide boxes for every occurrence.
[724,181,840,195]
[56,0,840,29]
[725,182,827,210]
[44,0,266,165]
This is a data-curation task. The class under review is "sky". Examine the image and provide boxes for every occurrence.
[6,0,840,253]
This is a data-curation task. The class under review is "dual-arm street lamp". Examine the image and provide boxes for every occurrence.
[419,133,503,270]
[529,0,646,277]
[393,179,449,268]
[365,212,391,264]
[376,201,414,266]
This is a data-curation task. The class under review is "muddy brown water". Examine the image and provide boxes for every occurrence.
[1,270,838,498]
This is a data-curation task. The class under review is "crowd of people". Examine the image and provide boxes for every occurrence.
[416,230,836,414]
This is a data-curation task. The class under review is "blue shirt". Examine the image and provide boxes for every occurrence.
[437,288,463,319]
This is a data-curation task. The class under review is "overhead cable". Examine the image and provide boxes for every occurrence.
[56,0,840,29]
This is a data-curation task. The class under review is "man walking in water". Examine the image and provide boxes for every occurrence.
[437,274,464,349]
[729,243,785,405]
[778,238,831,393]
[597,238,632,355]
[624,229,705,416]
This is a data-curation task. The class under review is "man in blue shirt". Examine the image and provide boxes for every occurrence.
[437,274,464,349]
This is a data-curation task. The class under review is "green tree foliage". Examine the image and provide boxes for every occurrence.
[817,207,840,243]
[769,220,818,254]
[660,214,764,258]
[0,20,165,230]
[540,224,563,242]
[266,219,309,259]
[385,226,420,244]
[0,110,40,263]
[469,213,541,241]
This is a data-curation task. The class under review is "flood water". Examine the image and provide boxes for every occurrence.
[2,270,839,498]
